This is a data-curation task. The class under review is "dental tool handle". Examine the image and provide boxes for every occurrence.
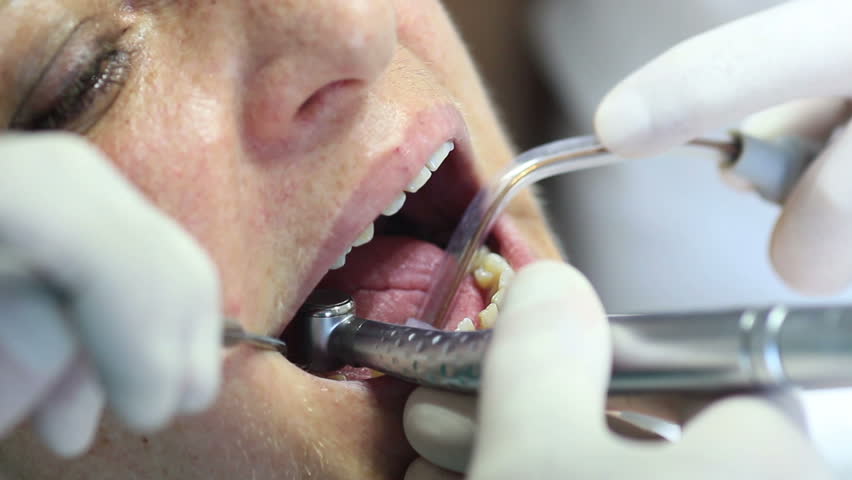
[322,304,852,394]
[331,317,491,392]
[608,305,852,392]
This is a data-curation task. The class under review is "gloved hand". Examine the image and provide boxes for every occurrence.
[595,0,852,295]
[403,261,833,479]
[0,133,222,457]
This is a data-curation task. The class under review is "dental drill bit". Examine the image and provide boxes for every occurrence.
[223,319,288,355]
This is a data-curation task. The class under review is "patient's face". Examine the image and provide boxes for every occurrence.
[0,1,559,478]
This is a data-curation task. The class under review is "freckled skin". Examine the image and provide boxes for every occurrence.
[0,1,559,478]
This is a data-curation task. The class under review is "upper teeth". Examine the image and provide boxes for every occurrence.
[330,141,454,270]
[405,167,432,193]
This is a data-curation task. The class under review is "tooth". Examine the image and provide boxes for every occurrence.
[330,253,346,270]
[490,288,505,309]
[405,167,432,193]
[478,303,498,330]
[426,141,454,172]
[483,253,511,276]
[352,223,374,247]
[497,269,514,290]
[456,317,476,332]
[382,192,406,216]
[474,267,496,291]
[473,246,491,268]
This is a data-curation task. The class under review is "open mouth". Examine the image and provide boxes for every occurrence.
[281,112,531,380]
[317,139,518,325]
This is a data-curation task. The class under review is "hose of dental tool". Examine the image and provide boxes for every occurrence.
[419,133,820,330]
[324,305,852,394]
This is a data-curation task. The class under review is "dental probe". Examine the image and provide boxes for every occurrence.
[419,133,820,329]
[288,290,852,394]
[222,319,288,355]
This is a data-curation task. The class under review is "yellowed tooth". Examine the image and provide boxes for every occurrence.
[490,288,505,309]
[483,252,511,276]
[474,266,496,290]
[497,269,514,290]
[489,269,514,307]
[456,317,476,332]
[328,374,347,381]
[473,246,491,268]
[478,303,498,330]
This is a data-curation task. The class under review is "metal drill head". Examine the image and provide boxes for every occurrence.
[284,289,356,371]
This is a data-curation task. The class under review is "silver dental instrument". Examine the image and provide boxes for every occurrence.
[417,133,819,329]
[223,319,288,355]
[289,290,852,394]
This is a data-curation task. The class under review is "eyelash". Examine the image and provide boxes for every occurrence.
[18,48,132,132]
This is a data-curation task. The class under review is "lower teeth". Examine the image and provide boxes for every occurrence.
[455,246,514,331]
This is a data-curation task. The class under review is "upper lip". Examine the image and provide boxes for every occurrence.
[273,104,474,337]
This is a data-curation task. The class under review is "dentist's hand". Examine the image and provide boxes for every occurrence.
[595,0,852,295]
[0,133,222,457]
[403,261,832,479]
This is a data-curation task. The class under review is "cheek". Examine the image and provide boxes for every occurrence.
[92,69,241,232]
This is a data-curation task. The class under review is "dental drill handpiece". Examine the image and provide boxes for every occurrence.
[287,290,852,394]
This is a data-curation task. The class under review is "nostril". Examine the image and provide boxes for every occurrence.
[296,79,365,123]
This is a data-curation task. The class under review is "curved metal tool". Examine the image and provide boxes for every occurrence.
[223,320,288,356]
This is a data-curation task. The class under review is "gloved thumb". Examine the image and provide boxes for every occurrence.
[770,124,852,294]
[470,261,612,477]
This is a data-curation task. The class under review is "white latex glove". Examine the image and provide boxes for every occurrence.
[595,0,852,295]
[403,261,833,479]
[0,133,222,457]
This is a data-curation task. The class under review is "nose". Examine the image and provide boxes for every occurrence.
[240,0,397,152]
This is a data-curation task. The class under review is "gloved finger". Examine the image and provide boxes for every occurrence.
[741,97,852,142]
[0,133,222,431]
[404,458,463,480]
[595,0,852,157]
[33,356,105,458]
[403,387,476,473]
[470,261,612,477]
[177,276,222,415]
[66,212,220,431]
[675,395,833,480]
[0,275,74,437]
[769,123,852,294]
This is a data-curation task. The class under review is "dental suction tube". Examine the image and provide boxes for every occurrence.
[418,133,819,330]
[290,290,852,394]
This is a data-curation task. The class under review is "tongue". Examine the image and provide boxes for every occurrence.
[318,236,485,330]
